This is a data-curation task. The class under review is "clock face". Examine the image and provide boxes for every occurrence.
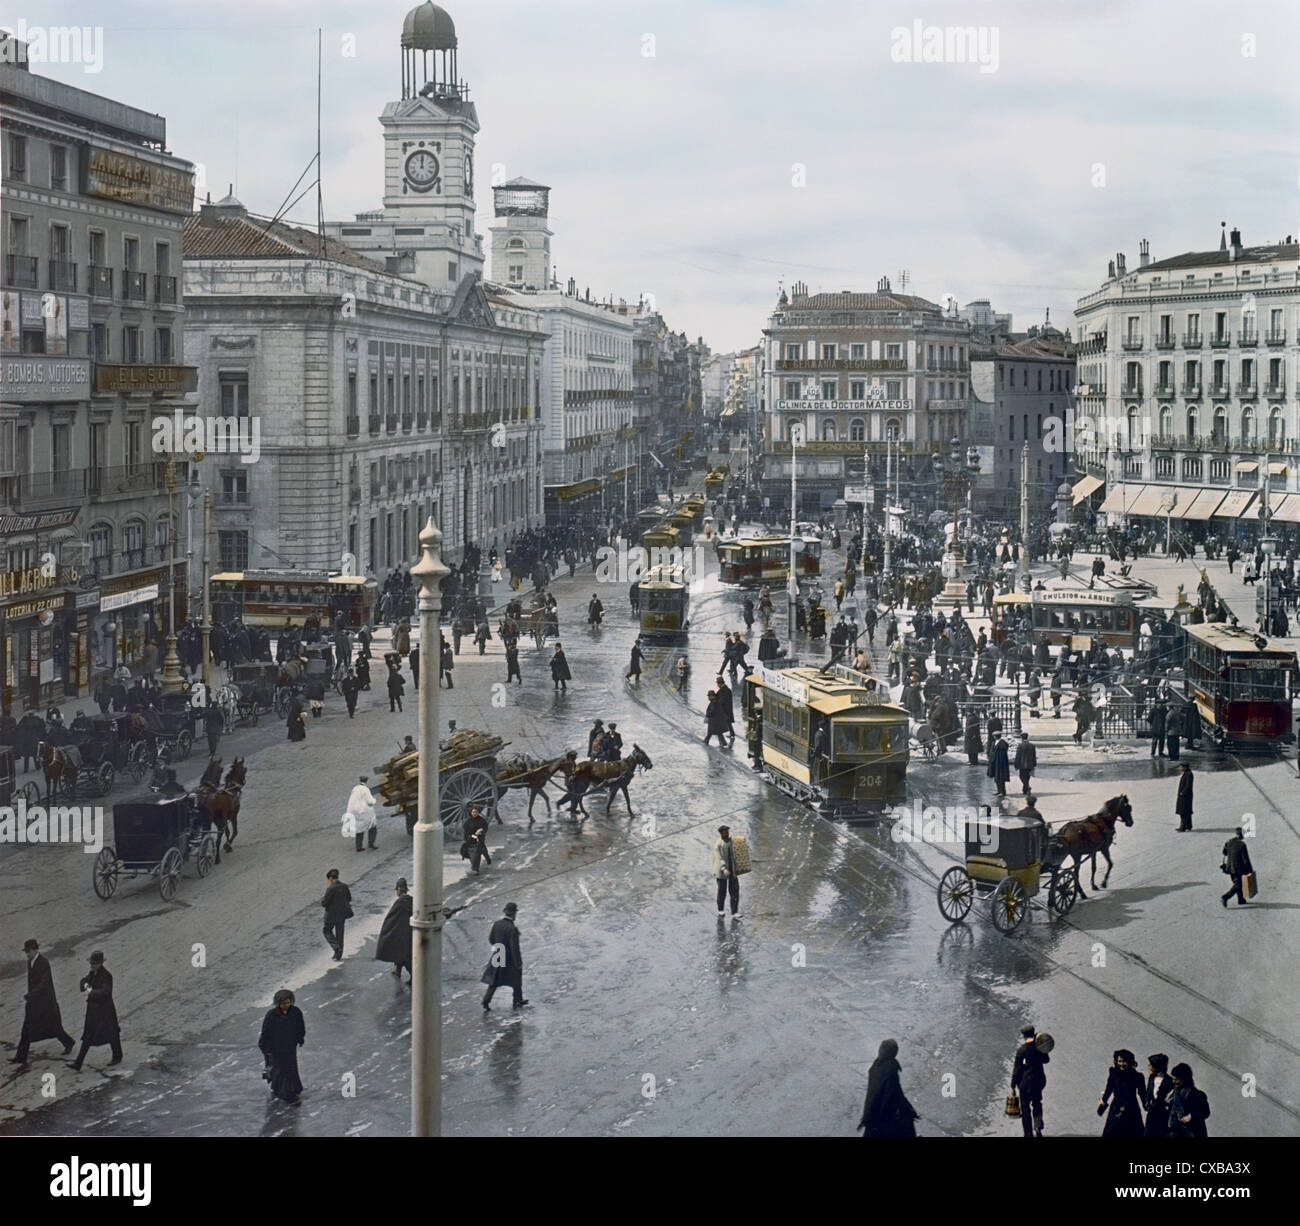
[404,149,439,191]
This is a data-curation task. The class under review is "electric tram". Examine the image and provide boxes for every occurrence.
[991,589,1167,651]
[1181,622,1297,750]
[717,535,822,586]
[741,662,909,815]
[637,564,690,641]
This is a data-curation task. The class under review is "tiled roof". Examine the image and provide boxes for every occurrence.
[784,291,942,313]
[1142,242,1299,274]
[183,212,391,273]
[973,337,1076,360]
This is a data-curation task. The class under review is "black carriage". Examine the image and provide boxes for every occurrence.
[92,796,218,902]
[85,713,153,785]
[142,707,195,762]
[230,662,279,726]
[0,744,41,810]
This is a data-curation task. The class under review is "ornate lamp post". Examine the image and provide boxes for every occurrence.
[410,516,449,1137]
[159,455,186,691]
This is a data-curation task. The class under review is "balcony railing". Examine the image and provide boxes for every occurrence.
[1181,334,1202,349]
[87,461,169,498]
[345,415,360,437]
[1121,336,1144,351]
[402,414,413,433]
[1121,385,1144,400]
[89,265,113,298]
[348,483,361,505]
[4,254,39,287]
[1237,331,1257,347]
[1154,383,1176,398]
[1181,382,1202,397]
[386,414,398,432]
[2,461,167,510]
[155,274,177,304]
[1078,337,1107,355]
[48,260,77,291]
[1237,382,1258,398]
[1209,334,1230,348]
[927,359,968,372]
[416,412,428,431]
[1154,335,1175,350]
[1209,383,1230,398]
[368,414,381,435]
[1265,330,1286,346]
[1265,382,1287,398]
[122,270,147,302]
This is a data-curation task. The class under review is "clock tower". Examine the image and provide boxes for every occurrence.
[325,2,484,292]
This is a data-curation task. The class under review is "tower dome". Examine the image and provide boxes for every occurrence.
[402,2,457,51]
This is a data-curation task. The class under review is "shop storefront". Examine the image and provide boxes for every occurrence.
[92,562,187,683]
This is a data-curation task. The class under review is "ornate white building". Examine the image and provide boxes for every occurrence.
[1073,227,1300,532]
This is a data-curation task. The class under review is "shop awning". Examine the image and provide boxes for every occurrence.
[1182,487,1228,520]
[1266,494,1300,524]
[547,479,600,502]
[1099,483,1146,513]
[1235,461,1259,474]
[1268,462,1289,476]
[1071,474,1104,503]
[1128,484,1179,516]
[1213,490,1255,518]
[1235,492,1261,518]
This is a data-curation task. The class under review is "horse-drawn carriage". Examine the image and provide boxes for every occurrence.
[936,796,1133,933]
[220,661,280,728]
[92,796,218,902]
[0,744,40,810]
[39,712,144,798]
[142,707,195,762]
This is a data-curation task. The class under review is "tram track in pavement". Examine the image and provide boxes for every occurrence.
[635,566,1300,1126]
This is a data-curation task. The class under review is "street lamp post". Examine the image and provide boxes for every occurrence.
[410,516,449,1137]
[159,456,185,692]
[883,431,893,585]
[788,423,802,641]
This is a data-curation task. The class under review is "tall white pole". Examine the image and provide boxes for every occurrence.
[884,434,892,583]
[201,489,212,686]
[788,426,799,638]
[410,516,449,1137]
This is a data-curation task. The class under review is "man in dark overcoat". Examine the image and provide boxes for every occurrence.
[481,902,526,1010]
[857,1038,919,1137]
[1220,827,1254,906]
[320,869,352,960]
[69,951,121,1070]
[1011,1024,1049,1138]
[987,734,1011,798]
[11,939,75,1064]
[375,879,413,980]
[461,806,491,875]
[1175,762,1194,832]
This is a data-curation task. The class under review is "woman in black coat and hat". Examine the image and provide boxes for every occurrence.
[375,880,413,982]
[856,1038,918,1137]
[550,643,571,692]
[1144,1053,1175,1137]
[1098,1048,1148,1137]
[286,698,306,742]
[963,707,982,765]
[258,989,306,1103]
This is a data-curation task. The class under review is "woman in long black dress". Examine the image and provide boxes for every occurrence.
[258,989,306,1103]
[856,1038,919,1137]
[1099,1048,1148,1137]
[286,699,306,743]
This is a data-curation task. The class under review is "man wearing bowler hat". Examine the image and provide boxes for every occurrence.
[69,951,122,1071]
[11,939,75,1066]
[481,903,527,1010]
[712,824,741,918]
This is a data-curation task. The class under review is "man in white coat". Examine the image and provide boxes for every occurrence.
[342,775,378,852]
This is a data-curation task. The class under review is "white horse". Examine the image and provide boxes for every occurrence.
[215,684,242,733]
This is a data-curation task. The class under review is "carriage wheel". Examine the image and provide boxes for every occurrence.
[196,834,217,878]
[937,866,975,922]
[158,847,183,901]
[275,690,291,718]
[92,847,119,900]
[991,878,1029,933]
[439,767,497,831]
[96,760,115,796]
[1048,866,1078,917]
[18,780,40,808]
[127,745,148,783]
[176,729,193,760]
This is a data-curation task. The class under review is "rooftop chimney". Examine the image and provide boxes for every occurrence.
[1116,252,1126,276]
[1139,238,1150,268]
[1230,227,1242,260]
[1108,259,1116,279]
[877,275,891,293]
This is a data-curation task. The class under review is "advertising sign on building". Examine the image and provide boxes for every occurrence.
[83,147,195,214]
[1,356,92,402]
[100,583,159,612]
[94,364,198,395]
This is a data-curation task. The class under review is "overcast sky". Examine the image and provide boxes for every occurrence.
[15,0,1300,351]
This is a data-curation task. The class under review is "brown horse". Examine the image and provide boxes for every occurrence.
[196,756,246,859]
[561,744,654,817]
[36,740,69,802]
[496,751,577,823]
[1049,794,1133,897]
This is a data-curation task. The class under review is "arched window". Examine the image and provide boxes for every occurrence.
[885,417,901,441]
[507,238,525,249]
[1187,407,1198,439]
[822,418,836,441]
[1269,407,1284,446]
[1213,407,1227,441]
[1241,407,1254,439]
[122,518,146,570]
[849,418,865,442]
[787,418,803,442]
[89,522,113,579]
[1159,406,1172,438]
